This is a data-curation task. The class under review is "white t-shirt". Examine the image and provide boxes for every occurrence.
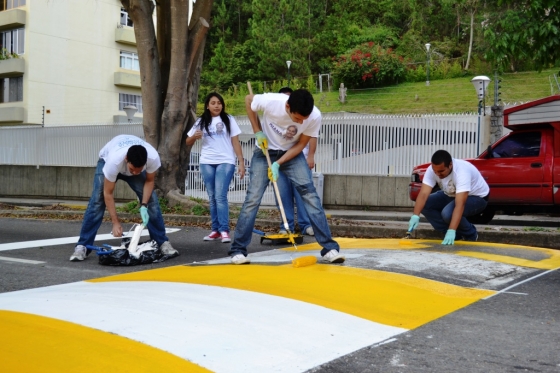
[251,93,321,151]
[423,158,489,197]
[99,135,161,182]
[187,115,241,165]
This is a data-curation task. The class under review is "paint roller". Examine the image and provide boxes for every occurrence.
[247,81,317,268]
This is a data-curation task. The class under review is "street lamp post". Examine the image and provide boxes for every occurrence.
[470,75,491,155]
[123,105,138,123]
[286,60,292,87]
[425,43,431,86]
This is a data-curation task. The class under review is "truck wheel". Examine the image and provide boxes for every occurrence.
[467,207,495,225]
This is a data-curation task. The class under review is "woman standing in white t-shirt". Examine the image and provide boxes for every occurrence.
[186,93,245,243]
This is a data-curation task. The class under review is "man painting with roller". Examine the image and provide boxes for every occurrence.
[407,149,489,244]
[228,88,345,265]
[69,134,178,261]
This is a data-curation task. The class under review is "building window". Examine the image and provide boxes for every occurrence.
[120,8,133,27]
[0,28,24,55]
[1,0,26,11]
[120,51,139,71]
[119,93,143,113]
[0,76,23,103]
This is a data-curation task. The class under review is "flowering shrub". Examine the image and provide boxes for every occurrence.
[332,42,406,89]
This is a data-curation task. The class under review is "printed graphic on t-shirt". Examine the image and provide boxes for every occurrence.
[438,177,456,196]
[201,122,228,138]
[283,125,298,140]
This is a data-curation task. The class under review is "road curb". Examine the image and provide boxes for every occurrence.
[1,209,559,250]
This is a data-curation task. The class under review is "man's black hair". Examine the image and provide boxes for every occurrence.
[286,89,314,117]
[278,87,293,94]
[127,145,148,167]
[431,149,452,167]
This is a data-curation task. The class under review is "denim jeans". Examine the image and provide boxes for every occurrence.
[276,169,311,232]
[421,190,488,240]
[200,163,235,233]
[229,149,339,257]
[77,159,169,247]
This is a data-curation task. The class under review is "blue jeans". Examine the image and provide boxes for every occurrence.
[200,163,235,233]
[77,159,169,246]
[276,169,311,232]
[421,191,488,240]
[229,149,339,257]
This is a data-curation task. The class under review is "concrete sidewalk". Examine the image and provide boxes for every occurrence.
[1,197,559,250]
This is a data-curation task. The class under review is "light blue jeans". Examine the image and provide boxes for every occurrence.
[229,149,339,257]
[77,159,169,247]
[421,190,488,240]
[200,163,235,233]
[276,169,311,232]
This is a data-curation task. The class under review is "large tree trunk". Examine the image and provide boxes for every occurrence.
[121,0,162,147]
[121,0,213,196]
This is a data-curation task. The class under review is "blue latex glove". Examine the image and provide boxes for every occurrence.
[442,229,456,245]
[408,215,420,232]
[255,131,268,149]
[268,162,280,182]
[140,205,149,226]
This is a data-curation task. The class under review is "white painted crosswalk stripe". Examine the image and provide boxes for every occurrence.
[0,281,406,373]
[0,228,180,251]
[0,256,45,264]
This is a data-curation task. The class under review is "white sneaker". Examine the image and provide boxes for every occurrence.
[279,229,287,235]
[70,245,87,262]
[305,227,315,236]
[231,254,250,265]
[160,241,178,255]
[322,249,345,263]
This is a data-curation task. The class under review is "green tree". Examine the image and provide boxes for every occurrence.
[121,0,213,198]
[484,0,560,71]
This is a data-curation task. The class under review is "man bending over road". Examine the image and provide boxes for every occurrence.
[70,134,178,261]
[407,149,489,244]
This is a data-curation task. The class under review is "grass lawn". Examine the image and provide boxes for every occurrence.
[210,69,559,116]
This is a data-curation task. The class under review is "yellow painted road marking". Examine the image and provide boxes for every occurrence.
[281,238,560,270]
[0,310,211,373]
[90,265,494,329]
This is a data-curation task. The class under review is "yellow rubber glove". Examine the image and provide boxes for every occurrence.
[255,131,268,149]
[268,162,280,182]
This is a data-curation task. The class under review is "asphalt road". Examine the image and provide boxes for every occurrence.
[1,217,559,373]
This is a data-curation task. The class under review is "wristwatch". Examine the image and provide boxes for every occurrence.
[141,203,148,207]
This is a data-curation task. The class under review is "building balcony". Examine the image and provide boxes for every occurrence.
[0,57,24,78]
[115,26,136,46]
[114,71,141,88]
[0,106,24,123]
[0,8,25,31]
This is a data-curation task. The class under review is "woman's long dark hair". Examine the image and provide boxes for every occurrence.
[198,92,231,136]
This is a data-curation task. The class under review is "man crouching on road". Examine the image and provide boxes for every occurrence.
[70,134,178,261]
[407,149,489,244]
[228,89,344,264]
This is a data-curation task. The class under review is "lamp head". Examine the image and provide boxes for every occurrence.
[470,76,491,100]
[123,105,138,122]
[425,43,431,52]
[286,60,292,69]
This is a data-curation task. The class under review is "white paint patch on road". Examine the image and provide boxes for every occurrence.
[343,249,536,288]
[0,256,45,264]
[0,228,180,252]
[201,251,364,265]
[0,281,407,373]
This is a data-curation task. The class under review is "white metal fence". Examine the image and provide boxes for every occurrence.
[0,113,480,204]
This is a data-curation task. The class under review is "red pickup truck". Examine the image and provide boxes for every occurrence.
[409,95,560,224]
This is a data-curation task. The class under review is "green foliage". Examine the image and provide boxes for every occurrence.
[0,48,18,60]
[332,42,407,89]
[191,204,209,216]
[484,1,560,71]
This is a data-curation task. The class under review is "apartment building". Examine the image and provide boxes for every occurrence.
[0,0,144,126]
